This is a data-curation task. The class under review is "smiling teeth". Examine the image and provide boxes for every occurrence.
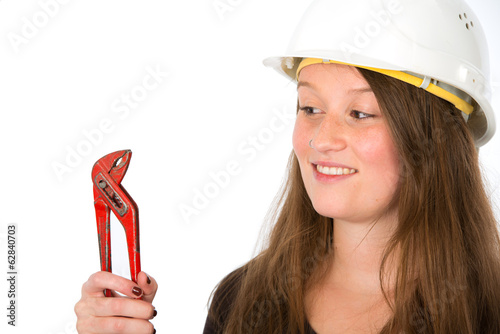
[317,165,356,175]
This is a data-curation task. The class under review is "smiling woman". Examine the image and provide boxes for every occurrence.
[203,0,500,333]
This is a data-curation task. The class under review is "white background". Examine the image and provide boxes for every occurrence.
[0,0,498,333]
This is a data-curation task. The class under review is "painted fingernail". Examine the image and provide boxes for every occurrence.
[153,329,156,334]
[132,286,142,296]
[151,309,157,319]
[146,274,152,285]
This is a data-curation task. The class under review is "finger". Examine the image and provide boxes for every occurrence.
[75,290,155,321]
[90,297,156,319]
[136,272,158,303]
[82,316,155,334]
[82,271,145,299]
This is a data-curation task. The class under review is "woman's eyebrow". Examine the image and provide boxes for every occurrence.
[297,81,315,90]
[297,81,373,94]
[349,87,373,94]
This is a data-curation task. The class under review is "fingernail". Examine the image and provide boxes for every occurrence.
[146,274,151,285]
[151,309,157,319]
[132,286,142,296]
[153,329,156,334]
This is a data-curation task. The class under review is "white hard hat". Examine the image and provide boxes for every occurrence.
[264,0,495,146]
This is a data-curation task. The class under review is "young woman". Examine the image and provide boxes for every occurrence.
[204,0,500,333]
[75,0,500,333]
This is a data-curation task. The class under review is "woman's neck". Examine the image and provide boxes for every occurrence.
[328,213,399,294]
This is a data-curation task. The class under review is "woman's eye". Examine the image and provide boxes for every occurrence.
[300,106,321,115]
[351,110,373,120]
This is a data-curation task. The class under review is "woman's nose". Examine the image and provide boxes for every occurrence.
[310,114,347,152]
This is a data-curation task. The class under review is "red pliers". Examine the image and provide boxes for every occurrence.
[92,150,140,296]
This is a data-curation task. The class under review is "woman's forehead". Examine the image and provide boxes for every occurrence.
[297,63,372,93]
[298,63,368,86]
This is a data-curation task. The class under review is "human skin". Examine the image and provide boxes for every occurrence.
[295,63,400,332]
[75,271,158,334]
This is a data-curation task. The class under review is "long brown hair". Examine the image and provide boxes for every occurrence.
[207,69,500,333]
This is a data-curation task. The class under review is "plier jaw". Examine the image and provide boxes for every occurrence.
[92,150,140,294]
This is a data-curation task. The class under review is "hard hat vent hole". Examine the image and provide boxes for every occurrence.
[459,12,473,30]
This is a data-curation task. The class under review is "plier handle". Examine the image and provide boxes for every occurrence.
[92,150,140,296]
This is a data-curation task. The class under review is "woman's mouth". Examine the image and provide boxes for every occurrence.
[316,164,357,176]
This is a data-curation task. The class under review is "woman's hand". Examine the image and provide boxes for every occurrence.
[75,271,158,334]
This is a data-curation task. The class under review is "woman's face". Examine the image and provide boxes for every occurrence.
[293,63,400,223]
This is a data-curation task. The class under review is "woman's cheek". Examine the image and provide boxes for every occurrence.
[357,128,400,189]
[355,127,390,160]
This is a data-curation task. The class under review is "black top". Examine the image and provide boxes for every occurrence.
[204,315,317,334]
[203,269,317,334]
